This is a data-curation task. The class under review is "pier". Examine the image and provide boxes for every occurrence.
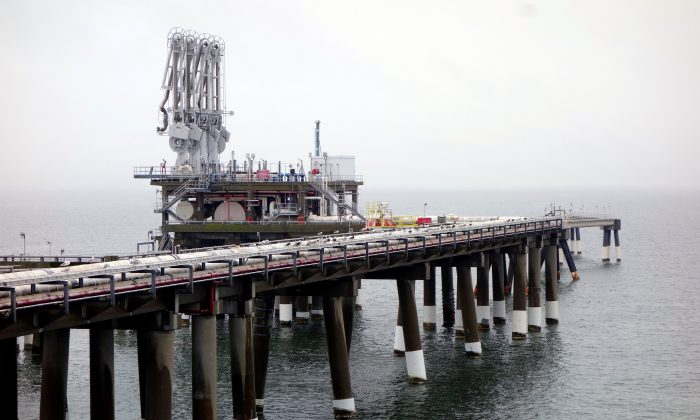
[0,27,626,419]
[0,214,620,419]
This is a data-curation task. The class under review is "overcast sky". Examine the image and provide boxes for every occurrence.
[1,1,699,191]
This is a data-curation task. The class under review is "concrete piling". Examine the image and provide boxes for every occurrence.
[342,296,356,353]
[40,329,70,420]
[559,238,580,280]
[397,280,427,383]
[393,304,405,355]
[614,229,621,262]
[0,338,18,420]
[23,334,33,351]
[355,277,363,310]
[455,268,464,337]
[31,332,42,357]
[512,250,528,340]
[311,296,324,319]
[527,244,542,332]
[137,329,175,420]
[456,266,481,357]
[253,295,274,414]
[544,242,559,325]
[575,228,582,254]
[423,264,436,330]
[476,254,490,331]
[491,251,506,325]
[505,253,514,296]
[322,297,355,417]
[295,296,310,324]
[229,300,257,420]
[90,328,115,420]
[602,228,611,262]
[192,315,217,420]
[441,265,454,327]
[279,295,293,326]
[569,228,576,254]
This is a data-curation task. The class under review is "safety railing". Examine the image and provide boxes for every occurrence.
[134,166,363,184]
[0,217,564,315]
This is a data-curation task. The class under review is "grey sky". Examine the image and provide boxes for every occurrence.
[2,1,699,191]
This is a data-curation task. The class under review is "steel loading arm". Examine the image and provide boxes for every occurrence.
[157,28,230,171]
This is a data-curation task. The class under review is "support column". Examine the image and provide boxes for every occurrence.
[355,277,363,310]
[491,251,506,324]
[614,229,621,262]
[559,238,580,280]
[505,253,514,296]
[556,245,561,280]
[423,264,436,330]
[253,295,274,414]
[23,334,33,351]
[512,251,528,340]
[279,295,293,326]
[311,296,324,319]
[294,296,310,324]
[396,280,427,383]
[0,338,17,420]
[528,243,542,332]
[476,254,490,331]
[342,296,356,353]
[455,267,464,337]
[393,304,405,356]
[602,228,611,262]
[40,329,70,420]
[31,332,42,358]
[559,247,565,266]
[229,299,257,420]
[90,328,115,420]
[322,297,355,416]
[456,266,481,356]
[575,228,582,254]
[137,329,175,420]
[544,242,559,325]
[441,266,454,326]
[192,315,217,420]
[569,228,576,251]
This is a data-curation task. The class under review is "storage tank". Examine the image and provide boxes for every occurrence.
[213,201,246,221]
[175,201,194,220]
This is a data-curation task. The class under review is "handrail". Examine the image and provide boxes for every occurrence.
[0,217,568,313]
[134,166,364,183]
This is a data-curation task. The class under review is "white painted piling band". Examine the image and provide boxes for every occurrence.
[405,350,427,380]
[528,306,541,327]
[545,301,559,320]
[333,398,356,412]
[464,341,482,354]
[493,300,506,318]
[512,310,527,335]
[394,326,405,352]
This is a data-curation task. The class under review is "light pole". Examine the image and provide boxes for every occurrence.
[47,241,52,256]
[19,233,25,259]
[423,203,428,218]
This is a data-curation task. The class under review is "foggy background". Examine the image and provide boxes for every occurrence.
[1,1,699,192]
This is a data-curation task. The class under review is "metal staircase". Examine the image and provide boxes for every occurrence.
[154,178,209,213]
[309,177,365,221]
[158,232,173,251]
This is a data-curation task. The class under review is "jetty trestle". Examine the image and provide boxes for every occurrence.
[0,216,624,417]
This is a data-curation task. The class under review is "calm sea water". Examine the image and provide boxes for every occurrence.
[2,188,699,419]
